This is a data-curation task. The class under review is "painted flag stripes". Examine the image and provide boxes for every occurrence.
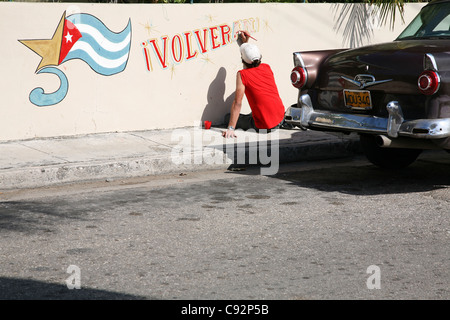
[64,13,131,76]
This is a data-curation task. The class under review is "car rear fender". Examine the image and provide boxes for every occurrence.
[293,49,346,88]
[425,52,450,72]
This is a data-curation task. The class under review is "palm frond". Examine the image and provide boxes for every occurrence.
[333,3,374,48]
[368,0,406,30]
[333,0,409,48]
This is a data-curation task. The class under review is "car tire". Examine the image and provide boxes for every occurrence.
[359,134,422,169]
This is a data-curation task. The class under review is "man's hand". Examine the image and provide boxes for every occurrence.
[238,31,250,44]
[238,30,256,43]
[222,129,237,139]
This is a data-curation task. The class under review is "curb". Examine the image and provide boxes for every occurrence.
[0,130,361,190]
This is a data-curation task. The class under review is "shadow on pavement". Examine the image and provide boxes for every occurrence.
[0,199,91,233]
[271,150,450,196]
[0,277,148,300]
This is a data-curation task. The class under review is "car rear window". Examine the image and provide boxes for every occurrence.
[397,2,450,40]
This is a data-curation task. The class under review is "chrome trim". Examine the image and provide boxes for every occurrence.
[299,94,314,127]
[424,53,438,71]
[285,94,450,139]
[341,74,393,89]
[340,76,361,87]
[386,101,404,138]
[293,52,305,68]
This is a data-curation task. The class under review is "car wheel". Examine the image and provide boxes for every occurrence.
[359,134,422,169]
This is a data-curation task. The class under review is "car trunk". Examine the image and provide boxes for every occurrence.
[310,40,450,119]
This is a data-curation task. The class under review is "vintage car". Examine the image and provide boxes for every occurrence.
[285,0,450,168]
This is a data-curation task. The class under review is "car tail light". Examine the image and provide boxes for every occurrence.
[291,66,308,89]
[418,70,440,95]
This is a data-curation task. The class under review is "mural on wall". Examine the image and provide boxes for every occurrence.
[140,17,260,77]
[18,10,258,106]
[19,11,132,107]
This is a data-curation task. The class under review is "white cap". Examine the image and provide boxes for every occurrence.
[240,43,261,64]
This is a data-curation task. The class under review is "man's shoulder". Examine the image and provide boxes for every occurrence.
[258,63,271,70]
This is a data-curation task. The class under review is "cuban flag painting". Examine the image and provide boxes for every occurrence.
[19,11,132,106]
[63,13,132,76]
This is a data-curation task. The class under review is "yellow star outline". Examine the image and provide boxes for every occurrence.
[205,14,217,23]
[262,19,273,33]
[140,21,159,36]
[170,64,176,80]
[200,54,214,65]
[19,12,66,72]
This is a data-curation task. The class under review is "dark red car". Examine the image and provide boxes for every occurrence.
[286,0,450,168]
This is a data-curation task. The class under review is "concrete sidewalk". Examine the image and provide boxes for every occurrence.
[0,126,361,190]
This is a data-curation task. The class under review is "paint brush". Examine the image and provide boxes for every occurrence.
[237,30,257,41]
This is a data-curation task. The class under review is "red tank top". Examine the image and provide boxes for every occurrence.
[239,63,285,129]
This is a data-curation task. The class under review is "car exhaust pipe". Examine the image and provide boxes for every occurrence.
[375,135,440,149]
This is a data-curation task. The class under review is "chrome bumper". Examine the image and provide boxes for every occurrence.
[285,94,450,139]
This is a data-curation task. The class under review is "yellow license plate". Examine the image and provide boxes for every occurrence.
[343,90,372,110]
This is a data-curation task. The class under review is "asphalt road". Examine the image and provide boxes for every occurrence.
[0,151,449,302]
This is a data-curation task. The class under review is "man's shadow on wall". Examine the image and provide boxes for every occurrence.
[201,67,235,127]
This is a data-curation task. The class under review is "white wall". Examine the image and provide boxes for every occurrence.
[0,2,425,141]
